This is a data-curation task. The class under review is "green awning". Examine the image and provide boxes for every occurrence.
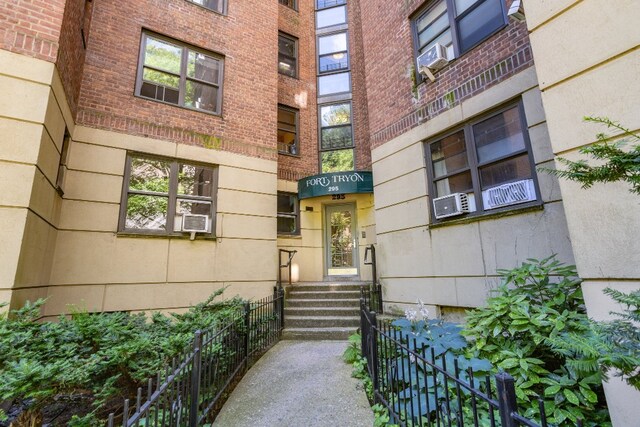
[298,171,373,199]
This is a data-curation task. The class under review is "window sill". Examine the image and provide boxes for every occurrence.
[278,233,302,239]
[135,94,223,118]
[117,232,218,241]
[428,201,543,229]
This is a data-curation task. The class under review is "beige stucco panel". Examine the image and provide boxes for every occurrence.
[455,276,500,308]
[382,277,458,307]
[375,197,430,235]
[217,213,276,240]
[73,126,177,158]
[51,69,75,137]
[372,142,426,186]
[529,0,640,88]
[558,178,640,279]
[0,119,43,165]
[166,239,218,283]
[44,89,66,146]
[218,165,276,195]
[112,237,170,284]
[300,205,322,231]
[541,53,640,154]
[217,189,275,218]
[50,231,116,285]
[224,282,275,301]
[0,208,27,287]
[0,162,35,207]
[44,285,105,315]
[176,143,277,174]
[521,87,546,128]
[103,282,226,312]
[0,49,54,84]
[536,160,563,203]
[9,287,48,312]
[67,141,127,176]
[14,211,57,287]
[58,200,120,232]
[286,246,323,282]
[431,222,486,276]
[528,122,554,164]
[37,129,62,185]
[524,0,578,30]
[374,169,428,210]
[63,169,123,204]
[377,227,434,278]
[0,75,49,124]
[0,290,11,310]
[28,168,60,224]
[478,202,575,275]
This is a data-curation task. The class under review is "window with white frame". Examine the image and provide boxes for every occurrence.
[426,102,540,221]
[136,32,223,115]
[119,154,217,235]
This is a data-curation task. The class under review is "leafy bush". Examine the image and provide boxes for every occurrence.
[463,256,611,426]
[0,289,243,426]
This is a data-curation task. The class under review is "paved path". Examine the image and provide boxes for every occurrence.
[214,341,374,427]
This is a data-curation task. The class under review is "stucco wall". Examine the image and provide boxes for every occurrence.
[371,67,575,312]
[525,1,640,424]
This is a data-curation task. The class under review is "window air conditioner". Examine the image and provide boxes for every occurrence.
[417,43,449,77]
[433,193,469,219]
[182,214,209,233]
[482,179,536,210]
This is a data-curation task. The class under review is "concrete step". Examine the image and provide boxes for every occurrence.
[284,307,360,317]
[286,298,360,308]
[286,316,360,329]
[282,327,357,341]
[288,283,367,292]
[288,290,361,300]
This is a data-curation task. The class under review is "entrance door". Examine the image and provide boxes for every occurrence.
[325,204,358,276]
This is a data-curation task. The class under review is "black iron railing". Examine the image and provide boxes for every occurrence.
[278,249,297,291]
[359,299,583,427]
[364,244,383,313]
[107,290,284,427]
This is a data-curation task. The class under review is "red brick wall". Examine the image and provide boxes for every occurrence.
[0,0,65,62]
[56,0,92,115]
[76,0,279,160]
[277,2,318,181]
[348,0,372,171]
[359,0,533,148]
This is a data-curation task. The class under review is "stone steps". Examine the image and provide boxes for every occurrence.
[283,281,366,340]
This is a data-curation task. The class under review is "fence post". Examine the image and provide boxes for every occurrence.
[369,311,380,396]
[360,297,366,356]
[244,301,251,368]
[189,331,202,427]
[496,372,518,427]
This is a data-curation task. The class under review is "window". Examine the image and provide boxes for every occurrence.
[187,0,225,14]
[120,154,217,235]
[317,0,346,9]
[413,0,506,62]
[316,5,347,28]
[279,0,297,10]
[318,72,351,96]
[277,192,300,235]
[136,32,223,115]
[278,33,298,78]
[318,32,349,73]
[278,105,299,155]
[319,102,354,172]
[426,102,539,221]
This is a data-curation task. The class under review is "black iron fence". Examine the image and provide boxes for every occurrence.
[359,300,582,427]
[364,244,383,314]
[107,289,284,427]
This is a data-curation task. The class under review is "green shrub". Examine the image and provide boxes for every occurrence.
[0,289,243,425]
[463,256,611,426]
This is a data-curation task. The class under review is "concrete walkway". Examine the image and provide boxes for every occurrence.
[214,341,374,427]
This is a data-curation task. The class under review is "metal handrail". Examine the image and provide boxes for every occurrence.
[364,244,383,313]
[278,249,297,291]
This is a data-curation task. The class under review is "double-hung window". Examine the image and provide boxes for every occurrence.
[278,33,298,78]
[413,0,506,63]
[318,32,349,74]
[319,102,354,172]
[278,105,299,155]
[120,154,217,235]
[277,192,300,236]
[187,0,225,14]
[136,32,223,115]
[426,102,540,222]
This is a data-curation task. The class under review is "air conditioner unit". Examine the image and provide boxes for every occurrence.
[482,179,536,210]
[182,214,209,233]
[508,0,525,22]
[417,43,449,75]
[433,193,469,219]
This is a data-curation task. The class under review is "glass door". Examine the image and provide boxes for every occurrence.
[325,203,358,276]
